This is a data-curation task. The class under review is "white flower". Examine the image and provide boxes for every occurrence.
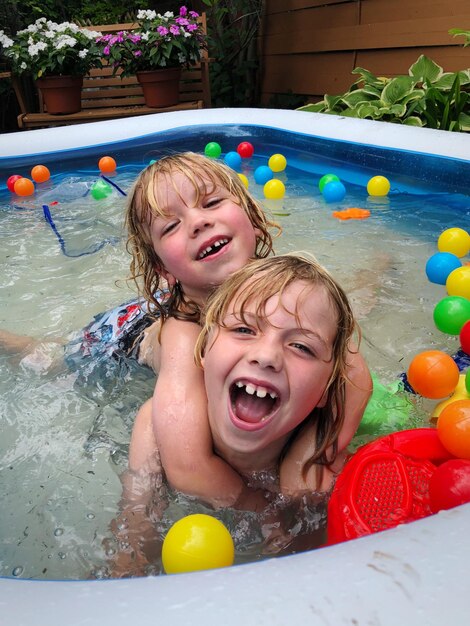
[78,49,88,58]
[0,30,14,48]
[56,35,77,50]
[141,32,149,41]
[164,11,174,18]
[20,61,27,69]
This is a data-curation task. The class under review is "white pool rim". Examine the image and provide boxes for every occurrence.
[2,108,470,626]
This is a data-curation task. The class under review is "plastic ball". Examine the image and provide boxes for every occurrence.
[438,228,470,258]
[425,252,461,285]
[204,142,222,159]
[432,374,470,418]
[318,173,339,192]
[149,159,157,165]
[90,179,113,200]
[462,320,470,354]
[433,296,470,335]
[31,164,51,183]
[322,180,346,203]
[263,179,285,200]
[98,156,117,173]
[13,177,35,196]
[268,153,287,172]
[162,514,235,574]
[429,459,470,513]
[7,174,22,193]
[446,265,470,299]
[466,369,470,394]
[254,165,273,185]
[238,173,249,189]
[407,350,459,399]
[437,400,470,459]
[367,175,390,196]
[237,142,254,158]
[223,151,242,171]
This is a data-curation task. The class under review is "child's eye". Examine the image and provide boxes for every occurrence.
[232,325,254,336]
[291,342,314,356]
[204,197,222,208]
[161,220,178,235]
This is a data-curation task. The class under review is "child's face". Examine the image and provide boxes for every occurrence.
[147,171,259,304]
[202,280,338,468]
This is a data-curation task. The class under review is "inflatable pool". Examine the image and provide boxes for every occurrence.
[1,108,470,625]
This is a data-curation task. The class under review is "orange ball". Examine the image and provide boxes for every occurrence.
[13,177,35,196]
[437,400,470,459]
[31,164,50,183]
[98,156,117,173]
[407,350,459,399]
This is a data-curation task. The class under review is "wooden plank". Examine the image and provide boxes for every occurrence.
[360,0,470,24]
[266,0,353,15]
[357,46,470,76]
[261,52,356,95]
[265,3,358,36]
[263,14,470,55]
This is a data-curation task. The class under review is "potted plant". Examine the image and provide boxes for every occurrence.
[96,6,207,108]
[0,18,102,114]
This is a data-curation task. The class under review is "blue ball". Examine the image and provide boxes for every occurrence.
[254,165,274,185]
[425,252,462,285]
[223,151,242,171]
[322,180,346,203]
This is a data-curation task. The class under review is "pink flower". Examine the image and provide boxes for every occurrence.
[189,11,199,18]
[169,25,180,35]
[179,6,188,16]
[133,50,142,57]
[157,26,168,36]
[176,17,189,26]
[186,24,198,32]
[103,45,110,55]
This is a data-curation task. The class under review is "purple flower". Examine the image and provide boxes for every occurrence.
[157,26,168,36]
[186,24,198,32]
[103,45,110,55]
[189,11,199,18]
[133,50,142,57]
[179,6,188,16]
[176,17,189,26]
[169,25,180,35]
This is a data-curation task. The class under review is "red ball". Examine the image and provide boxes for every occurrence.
[7,174,22,193]
[460,320,470,355]
[237,142,254,158]
[407,350,459,399]
[429,459,470,513]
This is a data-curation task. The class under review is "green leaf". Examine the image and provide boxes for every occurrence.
[433,71,470,90]
[458,112,470,131]
[381,76,414,105]
[409,55,443,83]
[297,102,326,112]
[356,103,382,119]
[402,116,424,126]
[324,94,343,111]
[340,89,375,109]
[351,66,385,88]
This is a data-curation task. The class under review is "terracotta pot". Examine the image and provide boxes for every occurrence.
[36,75,83,114]
[136,68,181,108]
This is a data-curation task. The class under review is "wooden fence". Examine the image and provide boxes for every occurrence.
[260,0,470,106]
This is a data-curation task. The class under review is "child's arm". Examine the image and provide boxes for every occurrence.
[151,317,269,511]
[280,347,372,494]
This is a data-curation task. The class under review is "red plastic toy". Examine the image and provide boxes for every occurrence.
[327,429,454,544]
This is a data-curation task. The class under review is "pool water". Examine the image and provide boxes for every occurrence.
[0,131,469,580]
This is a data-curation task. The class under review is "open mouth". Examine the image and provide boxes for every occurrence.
[230,380,280,425]
[197,238,230,260]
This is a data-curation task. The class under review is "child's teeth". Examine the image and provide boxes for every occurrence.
[245,384,256,395]
[269,392,277,399]
[236,381,244,388]
[256,388,267,398]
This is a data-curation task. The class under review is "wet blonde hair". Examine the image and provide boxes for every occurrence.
[125,152,280,322]
[195,253,358,476]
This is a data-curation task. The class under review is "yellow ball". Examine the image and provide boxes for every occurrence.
[367,175,390,196]
[268,153,287,172]
[446,266,470,298]
[438,228,470,258]
[238,173,249,189]
[162,514,235,574]
[263,179,285,199]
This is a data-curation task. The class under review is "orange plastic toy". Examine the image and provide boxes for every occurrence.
[332,207,371,220]
[98,156,117,173]
[407,350,459,398]
[13,177,35,196]
[437,400,470,459]
[31,165,51,183]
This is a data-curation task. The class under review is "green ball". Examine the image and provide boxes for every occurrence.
[319,173,340,192]
[204,142,222,158]
[433,296,470,335]
[91,179,113,200]
[466,369,470,394]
